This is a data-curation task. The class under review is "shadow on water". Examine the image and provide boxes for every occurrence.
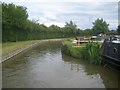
[62,54,120,89]
[2,41,120,88]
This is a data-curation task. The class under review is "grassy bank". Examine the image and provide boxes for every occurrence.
[2,38,66,56]
[0,43,2,57]
[62,41,103,65]
[2,40,36,56]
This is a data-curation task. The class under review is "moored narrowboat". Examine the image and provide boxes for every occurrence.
[103,35,120,71]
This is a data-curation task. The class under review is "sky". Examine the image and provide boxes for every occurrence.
[2,0,120,30]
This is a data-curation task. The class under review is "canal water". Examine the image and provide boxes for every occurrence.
[2,41,120,88]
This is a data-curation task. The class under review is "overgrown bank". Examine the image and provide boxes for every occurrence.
[61,41,103,65]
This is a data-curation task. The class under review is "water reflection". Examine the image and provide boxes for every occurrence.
[2,41,120,88]
[62,54,120,88]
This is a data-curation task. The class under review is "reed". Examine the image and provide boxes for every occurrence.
[62,41,103,65]
[82,42,103,65]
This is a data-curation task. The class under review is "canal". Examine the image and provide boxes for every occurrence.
[2,41,120,88]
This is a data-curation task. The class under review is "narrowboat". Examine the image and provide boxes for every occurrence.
[103,35,120,71]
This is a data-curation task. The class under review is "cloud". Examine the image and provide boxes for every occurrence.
[2,0,119,30]
[2,0,119,3]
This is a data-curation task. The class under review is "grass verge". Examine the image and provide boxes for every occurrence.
[2,40,36,56]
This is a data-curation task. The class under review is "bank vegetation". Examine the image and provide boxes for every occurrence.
[61,41,103,65]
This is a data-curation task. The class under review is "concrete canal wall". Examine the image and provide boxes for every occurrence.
[2,42,39,62]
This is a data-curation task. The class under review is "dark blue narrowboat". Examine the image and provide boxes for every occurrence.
[103,35,120,71]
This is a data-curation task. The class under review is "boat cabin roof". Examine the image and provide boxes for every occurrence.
[76,37,84,40]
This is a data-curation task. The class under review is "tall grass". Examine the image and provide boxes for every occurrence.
[82,42,103,65]
[62,41,103,65]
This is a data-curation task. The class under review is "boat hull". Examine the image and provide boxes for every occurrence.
[103,40,120,71]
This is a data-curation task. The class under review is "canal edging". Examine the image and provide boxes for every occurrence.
[1,42,39,62]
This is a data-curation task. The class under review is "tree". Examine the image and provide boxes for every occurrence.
[64,21,78,36]
[4,2,108,42]
[117,25,120,34]
[92,18,109,35]
[2,3,28,42]
[83,29,93,36]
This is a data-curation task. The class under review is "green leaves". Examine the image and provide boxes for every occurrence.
[64,21,78,36]
[62,41,103,65]
[2,3,28,42]
[2,3,28,27]
[2,2,112,42]
[117,25,120,35]
[85,42,103,65]
[92,18,109,35]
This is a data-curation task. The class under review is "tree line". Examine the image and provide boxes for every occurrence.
[2,3,119,42]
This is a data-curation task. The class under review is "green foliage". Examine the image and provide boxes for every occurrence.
[117,25,120,35]
[92,18,109,35]
[2,3,28,42]
[0,3,2,43]
[2,3,111,43]
[62,41,83,58]
[64,21,78,36]
[2,2,84,42]
[83,42,103,65]
[108,30,118,35]
[82,29,93,36]
[62,41,103,65]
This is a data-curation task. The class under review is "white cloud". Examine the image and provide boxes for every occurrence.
[44,22,65,27]
[2,0,119,2]
[2,0,119,30]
